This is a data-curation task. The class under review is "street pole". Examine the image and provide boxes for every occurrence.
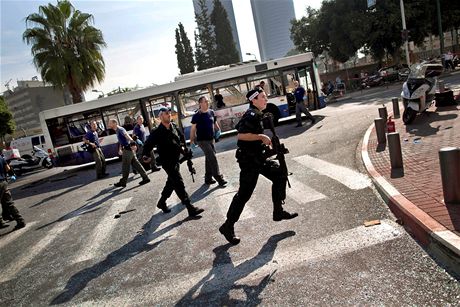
[400,0,410,67]
[436,0,444,55]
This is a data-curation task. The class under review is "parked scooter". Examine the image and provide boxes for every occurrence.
[401,62,444,124]
[8,146,53,175]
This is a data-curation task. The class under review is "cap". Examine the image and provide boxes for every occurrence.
[158,107,171,113]
[246,89,262,101]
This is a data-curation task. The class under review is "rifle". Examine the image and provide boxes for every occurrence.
[262,113,291,188]
[179,147,196,182]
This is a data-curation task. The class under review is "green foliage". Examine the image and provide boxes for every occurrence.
[23,0,106,103]
[194,0,216,70]
[0,96,16,138]
[175,23,194,74]
[210,0,239,66]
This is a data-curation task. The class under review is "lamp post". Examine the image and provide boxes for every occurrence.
[400,0,410,67]
[92,89,105,98]
[245,52,257,61]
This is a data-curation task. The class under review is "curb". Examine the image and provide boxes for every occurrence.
[361,120,460,275]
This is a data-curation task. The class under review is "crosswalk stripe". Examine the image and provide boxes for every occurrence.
[78,220,401,305]
[74,197,132,263]
[214,188,255,220]
[0,221,38,250]
[286,177,326,204]
[0,219,73,283]
[294,155,371,190]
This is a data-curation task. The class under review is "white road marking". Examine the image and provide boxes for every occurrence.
[215,188,255,220]
[74,198,132,263]
[286,177,326,204]
[0,221,38,250]
[294,155,371,190]
[146,193,183,244]
[79,220,401,305]
[0,219,73,283]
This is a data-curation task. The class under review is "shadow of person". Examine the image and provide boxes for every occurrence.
[50,202,192,305]
[405,112,457,137]
[175,231,296,306]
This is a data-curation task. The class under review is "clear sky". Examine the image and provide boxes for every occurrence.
[0,0,321,100]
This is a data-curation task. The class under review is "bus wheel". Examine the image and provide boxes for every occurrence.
[264,104,281,126]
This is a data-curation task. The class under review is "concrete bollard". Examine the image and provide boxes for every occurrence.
[439,147,460,204]
[438,80,445,93]
[375,118,386,144]
[378,106,388,121]
[392,98,400,118]
[388,132,403,169]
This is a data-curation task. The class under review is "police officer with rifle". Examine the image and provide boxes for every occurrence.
[219,89,298,245]
[0,155,25,230]
[142,107,204,217]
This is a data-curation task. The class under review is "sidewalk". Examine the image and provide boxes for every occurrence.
[362,96,460,276]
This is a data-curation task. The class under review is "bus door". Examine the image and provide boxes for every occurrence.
[282,69,297,114]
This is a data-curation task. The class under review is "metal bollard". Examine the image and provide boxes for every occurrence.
[387,132,403,169]
[439,147,460,204]
[375,118,386,144]
[378,106,388,121]
[392,98,400,118]
[438,80,445,93]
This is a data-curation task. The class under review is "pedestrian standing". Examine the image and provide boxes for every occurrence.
[293,80,315,127]
[190,96,227,187]
[214,89,226,108]
[83,121,109,180]
[108,119,150,188]
[142,107,204,217]
[0,156,25,230]
[219,89,298,245]
[133,115,160,172]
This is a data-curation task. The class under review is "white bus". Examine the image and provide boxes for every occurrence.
[39,53,324,166]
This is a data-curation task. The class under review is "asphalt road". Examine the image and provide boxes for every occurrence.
[1,74,460,306]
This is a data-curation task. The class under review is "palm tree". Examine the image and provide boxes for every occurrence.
[23,0,106,103]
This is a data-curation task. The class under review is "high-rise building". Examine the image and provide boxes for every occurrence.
[250,0,296,61]
[192,0,242,61]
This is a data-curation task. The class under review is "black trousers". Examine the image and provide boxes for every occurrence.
[160,162,190,205]
[227,151,287,223]
[0,181,23,223]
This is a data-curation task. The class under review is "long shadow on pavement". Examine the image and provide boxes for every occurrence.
[175,231,296,306]
[405,111,457,137]
[50,202,197,305]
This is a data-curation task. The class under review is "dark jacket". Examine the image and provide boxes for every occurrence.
[143,122,185,165]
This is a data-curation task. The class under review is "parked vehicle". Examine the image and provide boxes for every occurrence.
[10,134,46,155]
[401,62,444,124]
[8,146,53,175]
[361,73,383,88]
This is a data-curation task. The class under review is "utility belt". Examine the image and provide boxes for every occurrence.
[122,145,133,150]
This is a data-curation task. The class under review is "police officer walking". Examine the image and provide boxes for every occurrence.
[133,115,160,172]
[190,96,227,186]
[142,107,204,217]
[293,80,315,127]
[108,119,150,188]
[219,89,298,245]
[83,121,109,180]
[0,156,25,230]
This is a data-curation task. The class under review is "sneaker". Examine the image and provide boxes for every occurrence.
[187,205,204,217]
[114,182,126,188]
[219,222,240,245]
[205,179,217,185]
[151,166,161,173]
[273,210,298,222]
[157,202,171,213]
[14,220,26,230]
[217,178,228,187]
[139,178,151,185]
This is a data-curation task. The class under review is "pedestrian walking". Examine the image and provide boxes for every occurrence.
[142,107,204,217]
[293,80,315,127]
[108,119,150,188]
[190,96,227,187]
[83,121,109,180]
[219,89,298,245]
[0,156,25,230]
[133,115,160,172]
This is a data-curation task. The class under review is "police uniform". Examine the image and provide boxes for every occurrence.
[84,129,107,179]
[0,157,25,230]
[219,90,297,245]
[143,117,204,217]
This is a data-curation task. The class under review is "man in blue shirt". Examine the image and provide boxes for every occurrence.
[83,121,109,179]
[0,156,25,230]
[190,96,227,186]
[108,119,150,188]
[293,80,315,127]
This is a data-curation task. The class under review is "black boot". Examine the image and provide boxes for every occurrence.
[186,204,204,217]
[273,201,298,221]
[14,219,26,230]
[219,220,240,245]
[0,219,9,229]
[157,197,171,213]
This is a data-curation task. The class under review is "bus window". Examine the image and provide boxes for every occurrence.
[178,87,210,116]
[46,118,70,147]
[102,100,142,131]
[213,78,248,108]
[145,95,175,127]
[283,70,297,93]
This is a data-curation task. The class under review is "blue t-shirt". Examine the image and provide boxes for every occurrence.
[191,109,216,141]
[116,127,130,146]
[133,124,146,142]
[85,130,100,148]
[294,86,306,102]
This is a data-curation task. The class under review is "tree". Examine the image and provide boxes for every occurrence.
[0,96,16,140]
[195,0,216,70]
[23,0,106,103]
[175,23,195,74]
[210,0,239,65]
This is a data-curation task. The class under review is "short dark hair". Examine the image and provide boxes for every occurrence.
[198,96,207,103]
